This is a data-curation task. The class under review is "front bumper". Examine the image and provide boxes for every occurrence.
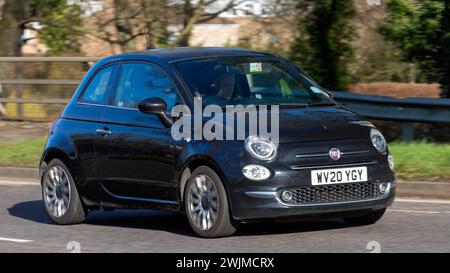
[219,138,396,221]
[229,181,396,221]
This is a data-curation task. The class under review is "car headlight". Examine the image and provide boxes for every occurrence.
[370,129,387,154]
[245,136,277,160]
[242,165,271,180]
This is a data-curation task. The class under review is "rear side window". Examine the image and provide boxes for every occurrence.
[113,63,178,112]
[79,65,115,105]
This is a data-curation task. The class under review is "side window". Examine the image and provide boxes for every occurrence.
[113,63,178,113]
[79,65,114,105]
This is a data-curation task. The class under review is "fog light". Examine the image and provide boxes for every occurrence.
[281,191,293,202]
[388,154,395,170]
[242,165,271,181]
[378,182,389,194]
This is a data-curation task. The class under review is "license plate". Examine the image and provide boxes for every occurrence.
[311,166,367,185]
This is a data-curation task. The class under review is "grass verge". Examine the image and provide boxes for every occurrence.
[0,137,47,168]
[389,141,450,181]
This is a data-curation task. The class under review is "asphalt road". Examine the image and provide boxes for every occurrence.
[0,179,449,253]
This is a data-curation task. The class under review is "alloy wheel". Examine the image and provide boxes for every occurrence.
[187,174,219,231]
[43,166,71,217]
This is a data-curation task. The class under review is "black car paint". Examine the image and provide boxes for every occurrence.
[40,48,395,221]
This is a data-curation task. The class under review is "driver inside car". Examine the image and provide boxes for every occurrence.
[216,73,236,100]
[204,72,241,105]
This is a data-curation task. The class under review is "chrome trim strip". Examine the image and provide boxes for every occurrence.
[77,101,139,111]
[295,150,369,158]
[296,153,328,158]
[342,150,370,155]
[290,161,378,170]
[244,191,277,199]
[100,184,178,205]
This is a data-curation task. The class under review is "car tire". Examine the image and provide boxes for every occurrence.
[184,166,238,238]
[343,208,386,226]
[41,159,86,225]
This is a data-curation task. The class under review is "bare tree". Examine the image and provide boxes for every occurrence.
[0,0,32,56]
[0,0,33,118]
[73,0,246,50]
[77,0,167,52]
[171,0,245,47]
[2,0,297,55]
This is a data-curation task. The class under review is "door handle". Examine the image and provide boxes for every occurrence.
[96,128,112,136]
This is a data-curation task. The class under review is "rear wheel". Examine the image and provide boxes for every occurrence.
[184,166,238,238]
[343,209,386,226]
[42,159,86,224]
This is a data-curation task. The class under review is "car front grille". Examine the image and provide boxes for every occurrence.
[279,182,387,205]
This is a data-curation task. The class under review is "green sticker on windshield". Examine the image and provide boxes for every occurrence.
[249,63,263,73]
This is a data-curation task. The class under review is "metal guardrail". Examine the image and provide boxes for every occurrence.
[333,91,450,124]
[333,91,450,141]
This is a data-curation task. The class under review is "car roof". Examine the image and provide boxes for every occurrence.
[100,47,275,64]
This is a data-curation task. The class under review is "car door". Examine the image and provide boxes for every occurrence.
[72,63,119,185]
[95,61,180,204]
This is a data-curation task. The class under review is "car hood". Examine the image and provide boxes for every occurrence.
[274,106,370,143]
[190,105,371,143]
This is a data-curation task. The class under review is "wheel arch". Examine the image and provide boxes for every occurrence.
[178,155,230,204]
[40,148,75,184]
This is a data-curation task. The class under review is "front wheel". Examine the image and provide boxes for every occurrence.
[184,166,238,238]
[42,159,86,225]
[343,208,386,226]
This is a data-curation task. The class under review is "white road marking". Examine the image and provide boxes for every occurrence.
[395,198,450,205]
[0,237,33,243]
[0,180,39,186]
[388,209,442,214]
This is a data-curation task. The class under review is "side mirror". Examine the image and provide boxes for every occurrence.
[138,97,173,127]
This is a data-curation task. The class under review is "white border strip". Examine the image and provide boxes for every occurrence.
[395,198,450,204]
[0,180,39,186]
[0,237,33,243]
[388,209,442,214]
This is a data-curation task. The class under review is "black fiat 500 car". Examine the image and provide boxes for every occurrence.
[40,48,395,237]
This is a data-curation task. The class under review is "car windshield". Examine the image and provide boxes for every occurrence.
[173,56,334,106]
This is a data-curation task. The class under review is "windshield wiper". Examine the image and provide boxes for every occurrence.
[278,103,310,108]
[306,101,336,107]
[278,101,336,108]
